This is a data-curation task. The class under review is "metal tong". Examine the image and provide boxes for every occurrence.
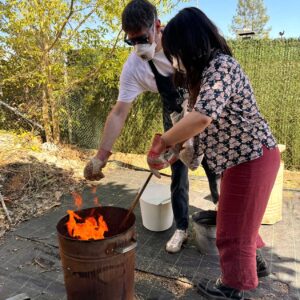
[119,172,153,230]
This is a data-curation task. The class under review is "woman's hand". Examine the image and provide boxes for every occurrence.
[147,134,179,178]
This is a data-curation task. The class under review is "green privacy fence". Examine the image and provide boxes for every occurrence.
[65,39,300,170]
[230,39,300,170]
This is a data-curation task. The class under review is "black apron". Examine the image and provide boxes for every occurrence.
[148,60,184,131]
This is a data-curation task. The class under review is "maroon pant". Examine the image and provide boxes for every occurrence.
[216,146,280,290]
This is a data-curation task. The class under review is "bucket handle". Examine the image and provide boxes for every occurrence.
[160,197,171,205]
[114,239,137,254]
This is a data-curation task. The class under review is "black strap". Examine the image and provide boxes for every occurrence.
[148,60,183,114]
[148,60,160,78]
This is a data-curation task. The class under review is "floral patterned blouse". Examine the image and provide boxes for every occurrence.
[194,53,277,174]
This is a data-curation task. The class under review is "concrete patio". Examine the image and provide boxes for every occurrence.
[0,167,299,299]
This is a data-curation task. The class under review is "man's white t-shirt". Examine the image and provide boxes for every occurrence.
[117,49,174,103]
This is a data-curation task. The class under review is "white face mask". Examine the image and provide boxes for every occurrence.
[134,21,157,61]
[134,42,157,61]
[171,56,186,74]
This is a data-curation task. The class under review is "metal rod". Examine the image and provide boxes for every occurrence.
[119,172,153,230]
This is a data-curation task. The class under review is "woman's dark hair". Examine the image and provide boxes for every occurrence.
[162,7,232,102]
[122,0,157,34]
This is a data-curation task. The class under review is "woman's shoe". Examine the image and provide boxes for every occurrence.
[197,277,245,300]
[256,250,270,278]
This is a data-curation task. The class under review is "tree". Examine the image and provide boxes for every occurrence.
[0,0,183,143]
[230,0,271,39]
[0,0,129,143]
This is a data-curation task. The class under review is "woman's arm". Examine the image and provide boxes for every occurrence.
[162,110,212,146]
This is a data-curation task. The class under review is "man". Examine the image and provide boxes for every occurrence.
[84,0,220,253]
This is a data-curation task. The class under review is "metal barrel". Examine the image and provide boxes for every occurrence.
[57,206,136,300]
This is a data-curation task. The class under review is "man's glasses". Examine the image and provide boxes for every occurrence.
[124,34,150,46]
[124,23,154,46]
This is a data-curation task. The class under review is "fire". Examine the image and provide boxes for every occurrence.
[66,192,108,240]
[91,186,101,207]
[71,192,83,209]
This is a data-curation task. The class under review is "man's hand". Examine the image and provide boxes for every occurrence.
[83,149,112,181]
[147,134,179,178]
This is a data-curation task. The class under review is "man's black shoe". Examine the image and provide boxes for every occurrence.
[197,278,245,300]
[257,250,270,278]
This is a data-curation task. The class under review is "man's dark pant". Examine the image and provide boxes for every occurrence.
[170,157,220,230]
[163,109,220,230]
[170,159,189,229]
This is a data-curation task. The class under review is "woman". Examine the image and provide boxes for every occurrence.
[147,7,280,300]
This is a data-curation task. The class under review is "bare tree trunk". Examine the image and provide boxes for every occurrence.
[64,55,73,143]
[67,101,73,144]
[45,50,60,144]
[49,85,60,144]
[42,86,53,142]
[41,45,60,144]
[41,46,54,143]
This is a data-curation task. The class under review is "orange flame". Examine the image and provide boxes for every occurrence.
[71,192,82,209]
[66,192,108,240]
[91,186,101,207]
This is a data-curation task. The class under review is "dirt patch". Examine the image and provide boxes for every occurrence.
[0,132,91,236]
[283,170,300,189]
[135,270,193,299]
[0,162,87,236]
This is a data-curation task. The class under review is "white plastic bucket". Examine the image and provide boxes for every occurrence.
[139,183,173,231]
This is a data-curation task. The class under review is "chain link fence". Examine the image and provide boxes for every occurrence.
[230,39,300,170]
[1,39,300,170]
[60,86,163,153]
[64,39,300,169]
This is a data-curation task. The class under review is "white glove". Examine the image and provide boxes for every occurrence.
[83,148,111,181]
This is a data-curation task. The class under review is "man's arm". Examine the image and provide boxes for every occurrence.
[84,100,132,180]
[98,101,132,153]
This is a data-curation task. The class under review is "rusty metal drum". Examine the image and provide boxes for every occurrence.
[56,206,136,300]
